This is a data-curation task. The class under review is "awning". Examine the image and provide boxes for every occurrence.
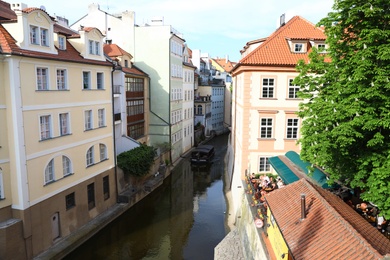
[285,151,332,189]
[268,156,300,185]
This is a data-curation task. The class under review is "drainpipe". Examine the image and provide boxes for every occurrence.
[111,62,119,203]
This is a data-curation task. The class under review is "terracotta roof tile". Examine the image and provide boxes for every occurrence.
[240,16,327,66]
[0,24,110,66]
[122,65,148,77]
[212,58,235,73]
[103,43,132,58]
[53,23,78,37]
[22,7,55,21]
[265,179,390,260]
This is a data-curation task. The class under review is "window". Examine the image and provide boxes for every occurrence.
[83,71,91,89]
[103,176,109,200]
[127,122,144,139]
[0,170,4,199]
[125,77,144,92]
[288,79,300,99]
[40,28,48,46]
[86,146,94,166]
[97,72,104,89]
[126,100,144,116]
[37,67,49,90]
[57,69,67,90]
[294,43,304,52]
[124,60,129,68]
[98,109,105,127]
[89,40,100,55]
[62,156,72,176]
[262,78,274,98]
[286,118,299,139]
[317,44,326,52]
[58,36,66,50]
[40,115,52,140]
[197,105,203,115]
[30,25,38,44]
[65,193,75,210]
[99,144,107,161]
[259,157,271,172]
[59,113,70,135]
[85,110,93,130]
[260,118,273,138]
[45,159,55,184]
[87,183,95,210]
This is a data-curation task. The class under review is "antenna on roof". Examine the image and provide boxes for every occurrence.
[280,13,286,27]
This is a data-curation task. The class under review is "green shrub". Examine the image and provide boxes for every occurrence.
[117,144,156,177]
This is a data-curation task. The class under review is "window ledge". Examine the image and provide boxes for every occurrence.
[257,138,276,141]
[284,138,298,141]
[259,98,278,100]
[285,98,303,101]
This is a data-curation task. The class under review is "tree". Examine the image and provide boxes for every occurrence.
[117,144,156,177]
[294,0,390,218]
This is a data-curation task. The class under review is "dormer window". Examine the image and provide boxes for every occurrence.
[30,25,49,46]
[317,43,327,53]
[124,60,128,68]
[58,36,66,50]
[294,43,304,52]
[89,40,100,55]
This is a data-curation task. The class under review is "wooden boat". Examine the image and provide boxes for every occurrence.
[190,145,215,164]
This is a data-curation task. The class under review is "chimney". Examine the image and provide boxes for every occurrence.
[280,13,286,27]
[300,194,306,220]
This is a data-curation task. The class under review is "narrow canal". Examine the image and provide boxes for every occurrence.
[64,134,230,260]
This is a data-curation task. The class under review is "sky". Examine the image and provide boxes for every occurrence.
[22,0,335,62]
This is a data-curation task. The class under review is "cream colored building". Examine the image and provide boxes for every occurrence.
[230,16,327,213]
[0,3,117,258]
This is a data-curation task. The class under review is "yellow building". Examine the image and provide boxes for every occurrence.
[0,3,116,258]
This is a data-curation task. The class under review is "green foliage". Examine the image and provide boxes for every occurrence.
[117,144,156,177]
[295,0,390,218]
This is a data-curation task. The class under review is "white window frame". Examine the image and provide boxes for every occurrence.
[259,156,271,172]
[97,72,104,89]
[40,115,52,140]
[40,28,49,46]
[98,108,105,127]
[95,41,100,55]
[45,159,55,184]
[37,67,49,90]
[86,146,94,166]
[260,118,273,139]
[58,35,66,50]
[317,43,327,53]
[59,112,70,136]
[83,71,91,89]
[62,156,72,176]
[30,25,39,44]
[57,69,67,90]
[294,43,304,53]
[85,110,93,130]
[89,40,94,54]
[286,118,299,139]
[262,78,275,98]
[99,144,107,161]
[288,79,300,99]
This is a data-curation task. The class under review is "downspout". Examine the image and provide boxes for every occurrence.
[111,63,119,203]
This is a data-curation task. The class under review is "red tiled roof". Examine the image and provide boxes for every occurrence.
[54,23,78,37]
[122,65,148,77]
[22,7,55,21]
[103,44,132,58]
[0,24,110,66]
[265,179,390,260]
[212,58,235,73]
[239,16,327,66]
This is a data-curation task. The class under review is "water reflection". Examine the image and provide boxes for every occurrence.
[64,134,229,260]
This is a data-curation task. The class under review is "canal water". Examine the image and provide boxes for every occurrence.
[64,134,230,260]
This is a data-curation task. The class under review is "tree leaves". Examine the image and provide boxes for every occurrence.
[295,0,390,218]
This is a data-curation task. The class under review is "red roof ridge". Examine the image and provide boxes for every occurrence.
[238,15,326,66]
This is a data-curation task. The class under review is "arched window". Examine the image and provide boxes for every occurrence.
[45,159,55,184]
[197,105,203,115]
[99,144,107,161]
[86,146,94,166]
[62,156,72,176]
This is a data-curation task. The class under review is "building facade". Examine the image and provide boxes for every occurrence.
[230,15,327,214]
[0,3,117,258]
